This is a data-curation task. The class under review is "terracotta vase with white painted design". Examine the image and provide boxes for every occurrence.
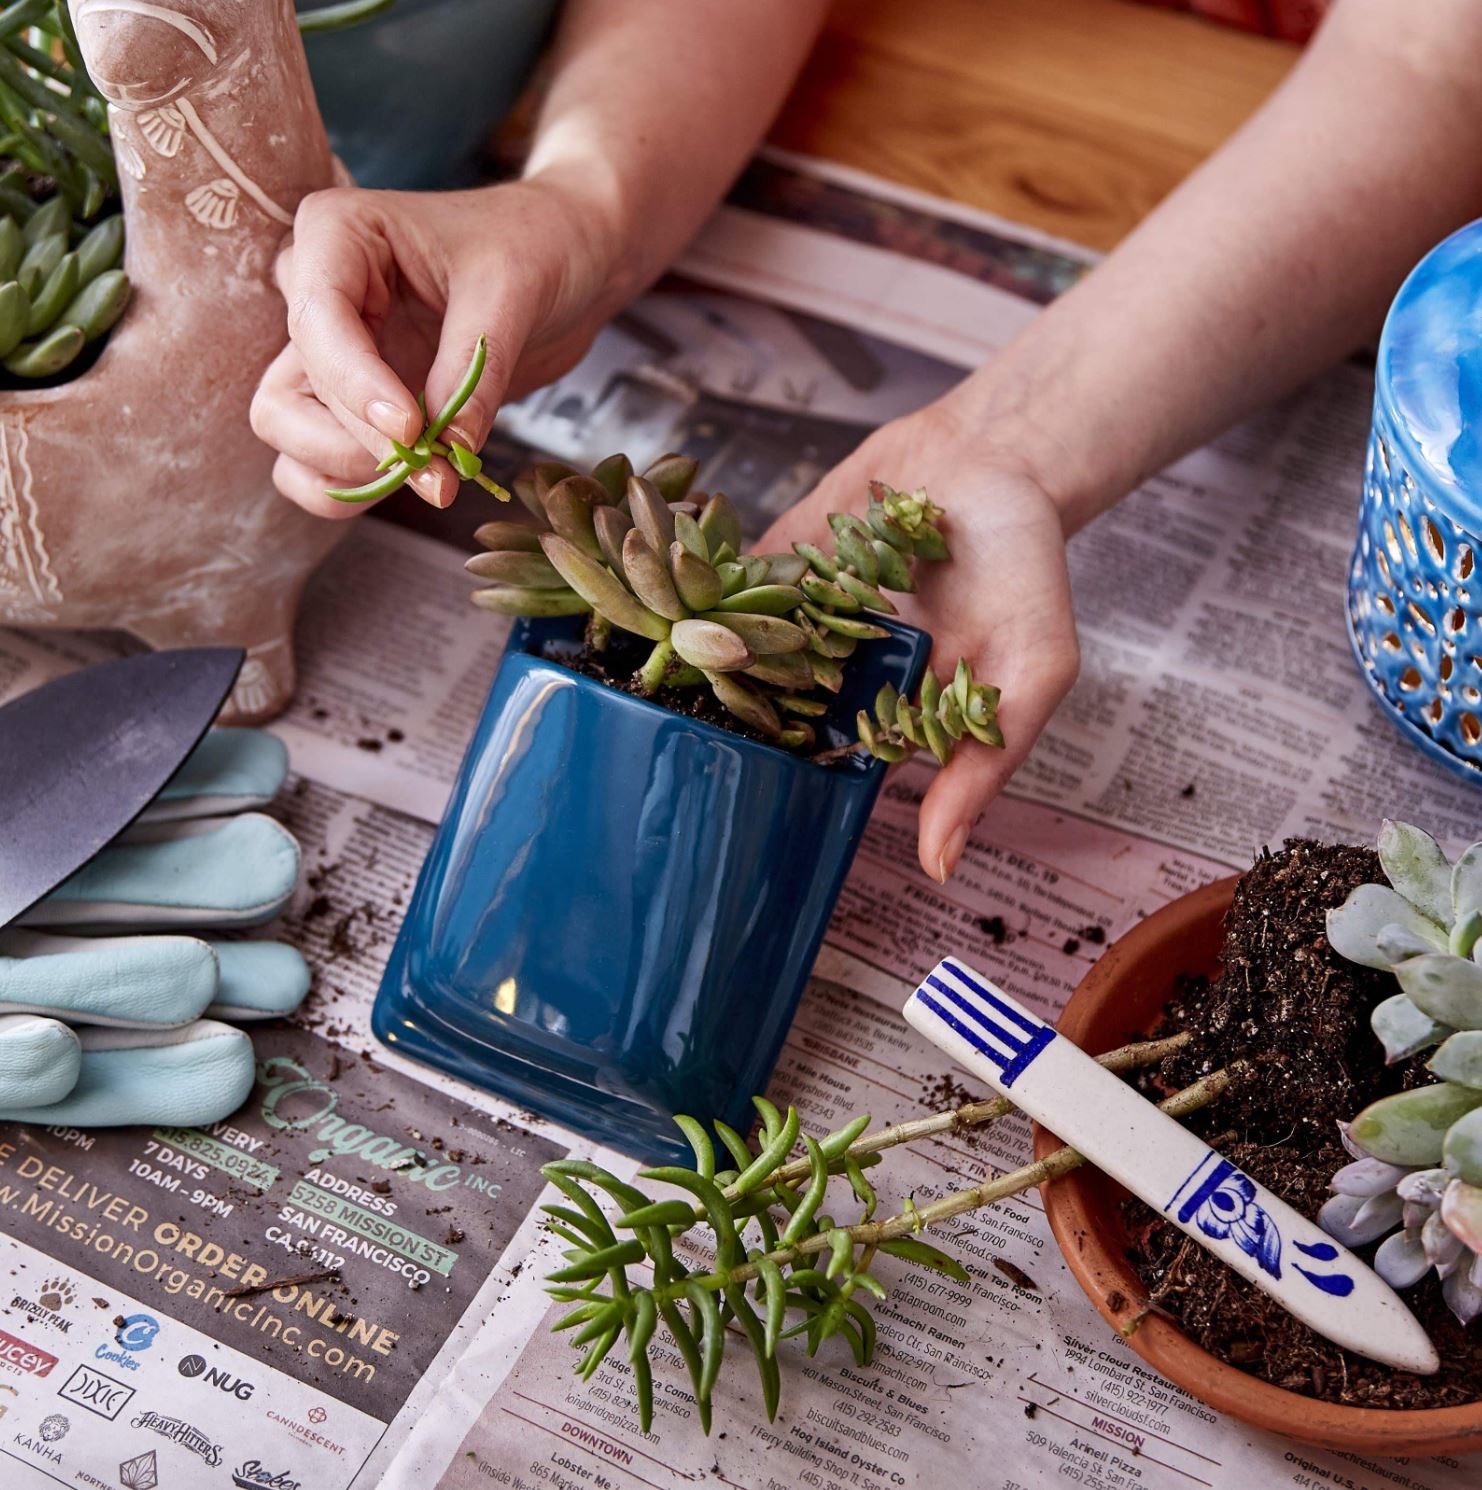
[0,1,345,721]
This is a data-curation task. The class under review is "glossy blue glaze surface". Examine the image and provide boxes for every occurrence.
[301,0,557,189]
[374,615,932,1161]
[1348,219,1482,780]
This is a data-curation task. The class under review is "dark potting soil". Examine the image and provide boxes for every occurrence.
[1125,839,1482,1409]
[541,626,853,754]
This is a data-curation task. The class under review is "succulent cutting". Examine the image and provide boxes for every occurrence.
[466,453,1004,764]
[1322,821,1482,1323]
[541,1031,1220,1433]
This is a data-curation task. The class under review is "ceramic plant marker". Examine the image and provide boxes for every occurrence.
[903,957,1440,1374]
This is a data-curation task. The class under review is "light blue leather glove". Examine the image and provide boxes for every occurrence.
[0,729,309,1127]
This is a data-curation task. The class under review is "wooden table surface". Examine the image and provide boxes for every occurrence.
[770,0,1297,252]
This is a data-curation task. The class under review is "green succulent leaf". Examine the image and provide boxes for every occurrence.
[871,539,914,592]
[700,611,809,655]
[836,571,896,615]
[759,553,810,587]
[593,505,634,575]
[876,1236,971,1283]
[539,534,671,640]
[800,601,889,641]
[673,510,708,561]
[1454,844,1482,931]
[1441,1177,1482,1251]
[801,573,861,612]
[643,452,700,503]
[622,528,687,620]
[1444,1105,1482,1184]
[705,671,782,738]
[1396,953,1482,1031]
[1374,993,1448,1063]
[473,520,544,554]
[464,550,567,587]
[672,545,725,611]
[672,618,752,672]
[698,493,743,556]
[1327,883,1448,970]
[544,476,607,562]
[710,584,806,617]
[470,584,591,617]
[744,651,814,690]
[1379,820,1453,927]
[1431,1029,1482,1089]
[829,514,880,584]
[628,476,678,552]
[1350,1083,1482,1166]
[591,452,633,503]
[794,541,838,581]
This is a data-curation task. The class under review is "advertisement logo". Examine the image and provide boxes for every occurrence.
[12,1412,68,1464]
[0,1327,57,1378]
[307,1406,326,1425]
[119,1448,159,1490]
[38,1413,69,1442]
[177,1353,254,1400]
[58,1363,135,1421]
[9,1276,76,1334]
[96,1313,161,1372]
[131,1409,221,1467]
[115,1315,159,1353]
[232,1461,302,1490]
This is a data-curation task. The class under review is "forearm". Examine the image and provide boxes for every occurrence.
[957,0,1482,533]
[522,0,829,312]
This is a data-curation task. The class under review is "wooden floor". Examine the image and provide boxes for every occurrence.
[770,0,1297,251]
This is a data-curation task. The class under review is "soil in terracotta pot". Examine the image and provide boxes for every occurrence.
[1126,839,1482,1409]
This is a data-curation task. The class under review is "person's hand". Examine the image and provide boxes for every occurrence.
[252,174,627,519]
[757,399,1080,885]
[0,729,309,1127]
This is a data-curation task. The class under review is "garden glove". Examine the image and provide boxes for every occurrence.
[0,728,309,1128]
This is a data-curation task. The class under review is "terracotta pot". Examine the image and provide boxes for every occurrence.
[1034,876,1482,1456]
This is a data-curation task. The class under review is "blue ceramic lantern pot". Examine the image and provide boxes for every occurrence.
[1349,220,1482,778]
[374,615,931,1162]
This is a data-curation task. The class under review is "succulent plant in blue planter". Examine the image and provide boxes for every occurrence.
[373,447,1006,1161]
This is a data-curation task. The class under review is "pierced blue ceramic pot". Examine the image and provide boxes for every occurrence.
[1349,220,1482,779]
[374,615,931,1161]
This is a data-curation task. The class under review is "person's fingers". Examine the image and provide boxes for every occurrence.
[422,281,527,456]
[916,645,1078,884]
[281,189,423,450]
[251,369,382,487]
[273,453,380,521]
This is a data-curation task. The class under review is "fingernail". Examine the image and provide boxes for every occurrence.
[447,423,480,452]
[936,824,969,885]
[411,468,445,506]
[368,399,418,445]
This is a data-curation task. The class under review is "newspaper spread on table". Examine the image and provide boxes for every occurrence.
[1,149,1479,1490]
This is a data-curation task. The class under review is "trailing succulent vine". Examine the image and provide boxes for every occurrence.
[464,445,1003,763]
[1322,821,1482,1323]
[538,1032,1233,1433]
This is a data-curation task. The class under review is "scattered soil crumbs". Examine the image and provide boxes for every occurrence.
[1125,839,1482,1409]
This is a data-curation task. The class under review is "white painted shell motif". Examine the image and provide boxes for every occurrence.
[115,133,146,181]
[185,178,240,230]
[138,105,187,158]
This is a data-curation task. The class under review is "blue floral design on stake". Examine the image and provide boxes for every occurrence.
[1172,1159,1283,1278]
[1166,1155,1357,1298]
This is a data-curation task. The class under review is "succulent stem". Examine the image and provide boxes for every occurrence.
[652,1061,1233,1297]
[635,638,676,696]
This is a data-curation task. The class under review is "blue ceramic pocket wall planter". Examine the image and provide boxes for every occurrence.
[374,614,931,1162]
[1348,219,1482,781]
